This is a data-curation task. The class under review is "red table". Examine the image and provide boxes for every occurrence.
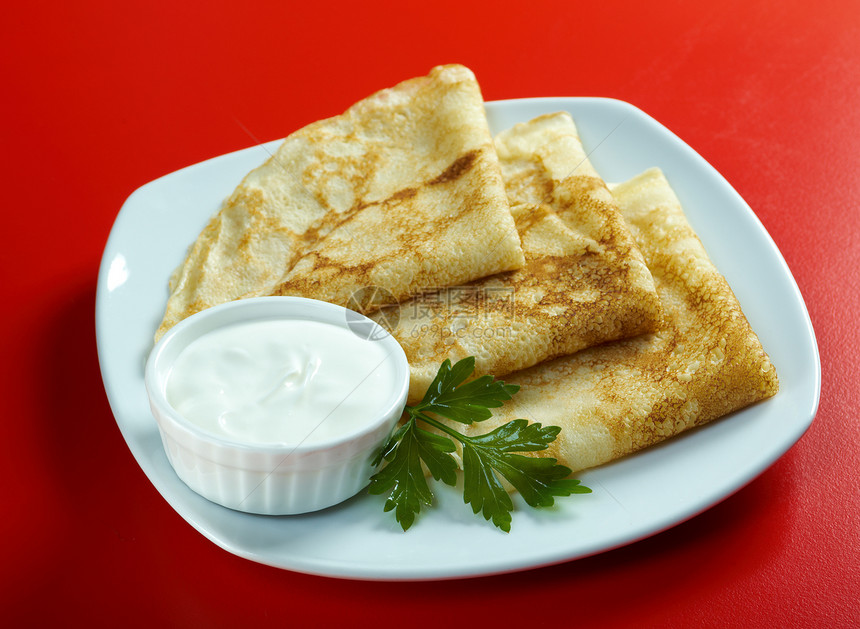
[4,0,858,625]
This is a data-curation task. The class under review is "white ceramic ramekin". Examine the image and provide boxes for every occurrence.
[144,296,409,515]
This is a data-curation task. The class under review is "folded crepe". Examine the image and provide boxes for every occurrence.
[155,64,524,341]
[453,168,779,472]
[380,113,662,403]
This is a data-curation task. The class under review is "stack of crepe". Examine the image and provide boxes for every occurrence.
[377,111,663,403]
[156,64,778,475]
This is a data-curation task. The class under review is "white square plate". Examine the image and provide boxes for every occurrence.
[96,98,820,580]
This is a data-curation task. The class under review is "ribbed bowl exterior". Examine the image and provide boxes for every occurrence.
[150,393,399,514]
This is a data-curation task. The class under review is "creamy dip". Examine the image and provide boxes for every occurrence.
[166,318,399,447]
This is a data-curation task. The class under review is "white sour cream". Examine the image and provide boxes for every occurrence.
[166,319,399,447]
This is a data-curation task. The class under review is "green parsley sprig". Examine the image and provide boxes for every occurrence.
[368,356,590,532]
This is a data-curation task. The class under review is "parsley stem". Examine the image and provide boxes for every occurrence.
[410,409,469,445]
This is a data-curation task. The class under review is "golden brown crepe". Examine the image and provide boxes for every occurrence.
[454,168,779,472]
[381,113,662,404]
[155,64,524,341]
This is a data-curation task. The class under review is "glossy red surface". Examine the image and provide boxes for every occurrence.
[3,0,858,625]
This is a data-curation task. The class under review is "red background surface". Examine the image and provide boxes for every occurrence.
[3,0,858,626]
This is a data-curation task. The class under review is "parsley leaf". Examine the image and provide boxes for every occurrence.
[367,418,457,531]
[414,356,519,424]
[368,357,591,531]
